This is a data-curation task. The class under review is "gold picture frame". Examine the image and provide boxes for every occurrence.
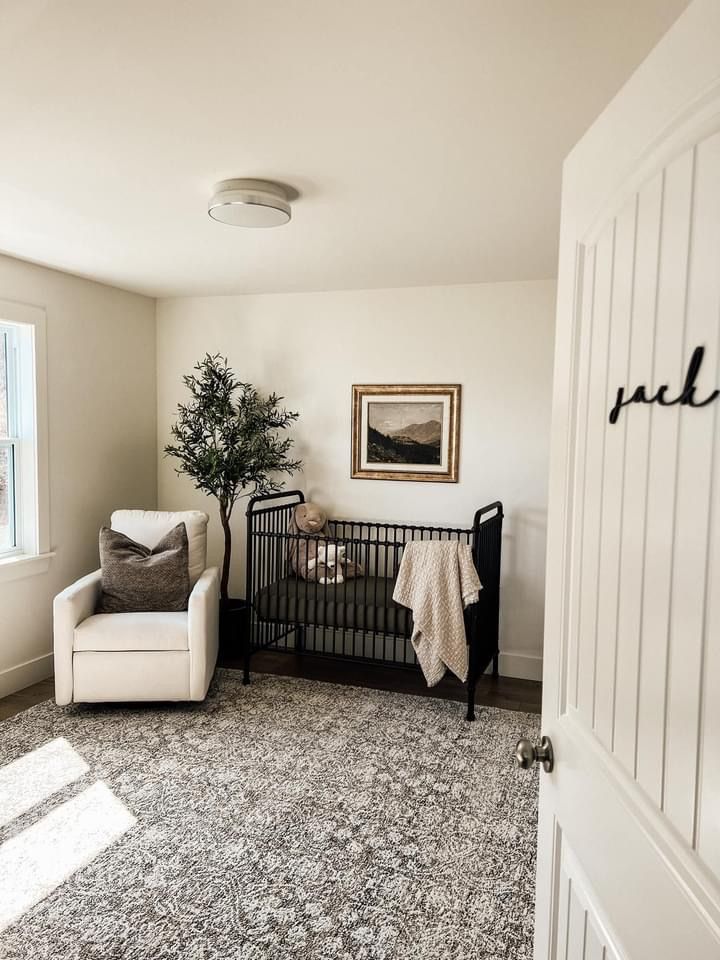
[351,384,461,482]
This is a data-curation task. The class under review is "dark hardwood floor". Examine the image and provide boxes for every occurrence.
[220,649,541,714]
[0,657,541,722]
[0,678,55,722]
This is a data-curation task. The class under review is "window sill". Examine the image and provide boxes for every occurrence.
[0,551,55,584]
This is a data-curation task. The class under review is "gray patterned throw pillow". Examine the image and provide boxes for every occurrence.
[96,523,190,613]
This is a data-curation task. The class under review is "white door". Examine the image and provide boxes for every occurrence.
[528,1,720,957]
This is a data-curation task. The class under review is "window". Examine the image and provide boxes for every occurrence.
[0,324,19,553]
[0,301,50,579]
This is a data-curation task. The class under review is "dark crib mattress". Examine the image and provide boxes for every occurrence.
[254,575,413,636]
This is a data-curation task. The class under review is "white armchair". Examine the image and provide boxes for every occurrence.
[53,510,219,705]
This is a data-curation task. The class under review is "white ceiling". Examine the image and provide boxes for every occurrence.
[0,0,689,298]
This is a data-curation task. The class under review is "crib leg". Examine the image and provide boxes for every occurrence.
[296,625,305,652]
[466,682,476,722]
[492,652,499,678]
[243,642,251,685]
[242,608,251,685]
[466,648,478,722]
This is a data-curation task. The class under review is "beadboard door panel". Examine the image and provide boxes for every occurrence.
[534,2,720,957]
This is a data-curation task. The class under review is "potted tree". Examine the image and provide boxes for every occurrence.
[164,354,301,642]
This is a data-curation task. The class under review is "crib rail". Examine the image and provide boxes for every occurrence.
[243,490,503,720]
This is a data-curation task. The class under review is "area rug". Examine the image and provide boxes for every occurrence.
[0,670,540,960]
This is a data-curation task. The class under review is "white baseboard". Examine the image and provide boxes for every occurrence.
[0,652,54,699]
[488,650,543,682]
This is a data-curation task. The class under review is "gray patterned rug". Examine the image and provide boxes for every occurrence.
[0,670,539,960]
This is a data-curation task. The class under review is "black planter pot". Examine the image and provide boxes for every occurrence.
[219,597,246,653]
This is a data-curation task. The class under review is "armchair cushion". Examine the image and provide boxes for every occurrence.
[74,611,189,652]
[97,523,189,613]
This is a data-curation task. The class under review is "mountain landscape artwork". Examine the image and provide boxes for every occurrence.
[367,401,443,465]
[352,384,461,483]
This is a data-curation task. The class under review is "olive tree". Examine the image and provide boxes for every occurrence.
[164,354,301,600]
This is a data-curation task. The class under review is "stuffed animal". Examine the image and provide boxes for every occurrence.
[288,502,364,581]
[288,502,330,580]
[308,544,346,584]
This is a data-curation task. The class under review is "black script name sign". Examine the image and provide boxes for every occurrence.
[609,346,720,424]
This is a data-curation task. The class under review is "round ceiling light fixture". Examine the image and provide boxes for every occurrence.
[208,178,291,228]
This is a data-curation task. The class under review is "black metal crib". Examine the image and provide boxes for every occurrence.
[243,490,503,720]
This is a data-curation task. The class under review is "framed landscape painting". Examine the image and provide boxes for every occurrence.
[351,384,461,482]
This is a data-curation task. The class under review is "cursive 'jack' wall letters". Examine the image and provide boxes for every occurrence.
[609,345,720,425]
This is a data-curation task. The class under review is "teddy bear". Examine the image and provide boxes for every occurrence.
[288,502,363,582]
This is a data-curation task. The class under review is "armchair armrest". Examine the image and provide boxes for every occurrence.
[188,566,220,700]
[53,569,102,705]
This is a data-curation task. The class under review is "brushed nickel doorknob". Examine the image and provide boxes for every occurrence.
[515,736,554,773]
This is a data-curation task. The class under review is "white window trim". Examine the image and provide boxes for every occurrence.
[0,324,18,554]
[0,299,52,583]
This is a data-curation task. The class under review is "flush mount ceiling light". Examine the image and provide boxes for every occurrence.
[207,178,291,227]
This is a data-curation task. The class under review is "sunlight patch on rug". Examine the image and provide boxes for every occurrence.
[0,781,135,933]
[0,737,89,829]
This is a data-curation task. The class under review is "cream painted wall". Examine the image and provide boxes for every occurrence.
[0,254,157,696]
[157,281,556,679]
